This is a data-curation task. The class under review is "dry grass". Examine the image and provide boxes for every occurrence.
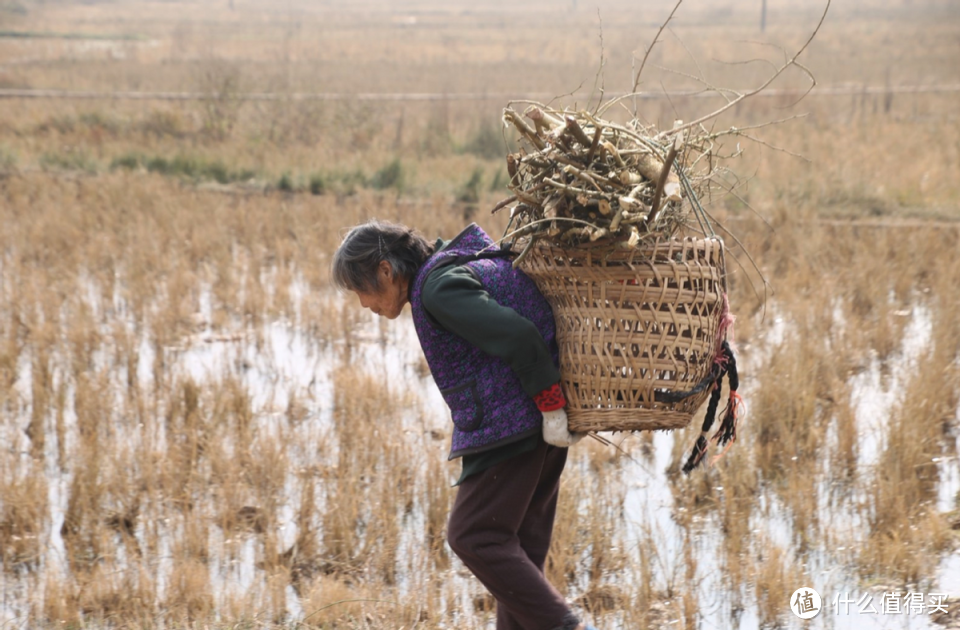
[0,0,958,628]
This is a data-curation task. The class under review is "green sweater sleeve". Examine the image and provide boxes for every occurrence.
[420,262,560,398]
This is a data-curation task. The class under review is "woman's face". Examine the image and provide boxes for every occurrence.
[353,260,409,320]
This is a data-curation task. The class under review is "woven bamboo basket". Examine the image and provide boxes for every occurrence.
[520,236,727,433]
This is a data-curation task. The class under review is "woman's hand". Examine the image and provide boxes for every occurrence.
[542,409,584,447]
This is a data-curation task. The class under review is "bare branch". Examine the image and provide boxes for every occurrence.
[701,114,807,140]
[658,0,831,141]
[735,132,812,161]
[709,176,775,231]
[711,55,781,76]
[632,0,684,96]
[668,26,705,87]
[777,61,817,108]
[651,63,740,103]
[697,204,770,317]
[590,9,607,115]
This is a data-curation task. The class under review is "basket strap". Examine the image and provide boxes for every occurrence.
[424,246,517,284]
[654,369,719,403]
[443,247,517,268]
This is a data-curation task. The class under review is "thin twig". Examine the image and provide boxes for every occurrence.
[651,64,740,103]
[779,60,817,109]
[586,432,657,475]
[298,599,401,627]
[668,26,707,93]
[658,0,830,141]
[701,114,808,141]
[632,0,684,97]
[733,131,812,161]
[590,8,607,115]
[709,175,774,231]
[697,204,769,314]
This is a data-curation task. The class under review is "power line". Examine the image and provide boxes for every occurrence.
[0,84,957,102]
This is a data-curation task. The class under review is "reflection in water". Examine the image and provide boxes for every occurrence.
[620,303,959,630]
[1,287,957,629]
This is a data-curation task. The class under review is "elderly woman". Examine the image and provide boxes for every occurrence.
[332,220,598,630]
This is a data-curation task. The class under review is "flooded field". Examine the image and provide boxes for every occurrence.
[0,173,957,629]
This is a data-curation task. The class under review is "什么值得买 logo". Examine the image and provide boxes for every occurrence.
[791,587,822,620]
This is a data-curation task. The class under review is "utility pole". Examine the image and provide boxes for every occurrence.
[760,0,767,32]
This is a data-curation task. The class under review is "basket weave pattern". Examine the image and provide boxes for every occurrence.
[521,237,726,432]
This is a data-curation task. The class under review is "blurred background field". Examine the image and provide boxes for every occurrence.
[0,0,958,628]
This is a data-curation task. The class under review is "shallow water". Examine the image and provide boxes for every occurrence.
[2,288,958,629]
[619,302,960,630]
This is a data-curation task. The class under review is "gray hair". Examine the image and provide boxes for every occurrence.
[332,220,434,293]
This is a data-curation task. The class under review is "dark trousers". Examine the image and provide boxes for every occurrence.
[446,439,579,630]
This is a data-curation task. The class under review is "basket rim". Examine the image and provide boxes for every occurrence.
[524,233,725,255]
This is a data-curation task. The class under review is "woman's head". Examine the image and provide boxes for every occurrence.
[332,220,433,319]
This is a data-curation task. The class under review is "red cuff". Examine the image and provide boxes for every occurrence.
[533,383,566,412]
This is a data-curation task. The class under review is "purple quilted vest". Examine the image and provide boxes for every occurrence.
[410,223,559,459]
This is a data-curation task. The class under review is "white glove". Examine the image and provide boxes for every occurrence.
[542,409,584,447]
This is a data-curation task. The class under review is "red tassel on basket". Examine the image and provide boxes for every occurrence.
[716,292,736,347]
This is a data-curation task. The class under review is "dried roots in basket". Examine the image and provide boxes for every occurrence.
[497,104,707,260]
